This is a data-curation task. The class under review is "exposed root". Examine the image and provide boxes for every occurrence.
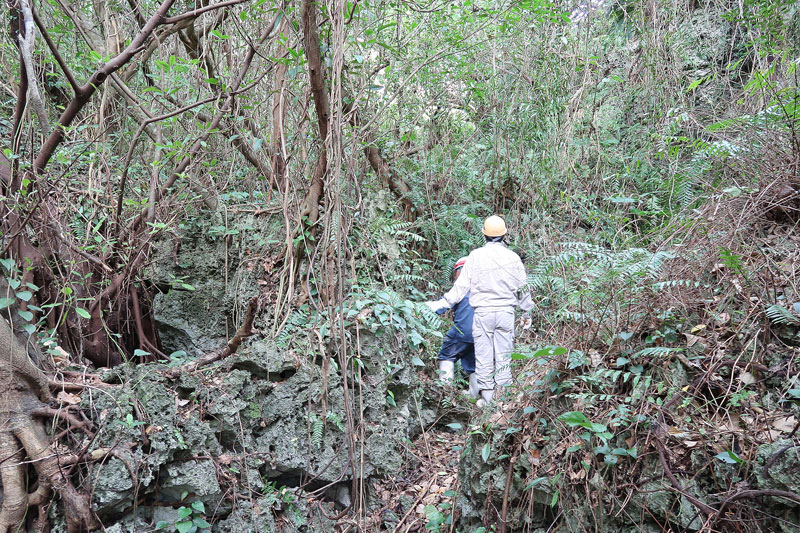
[14,419,99,531]
[0,431,28,531]
[1,318,98,532]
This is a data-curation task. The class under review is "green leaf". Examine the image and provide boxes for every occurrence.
[15,290,32,301]
[0,258,15,271]
[787,388,800,399]
[558,411,591,427]
[75,307,91,319]
[445,423,462,430]
[175,521,193,533]
[177,506,193,519]
[155,521,171,530]
[191,501,205,514]
[481,442,490,463]
[193,517,211,528]
[17,310,33,322]
[715,450,744,464]
[133,349,150,357]
[0,297,13,309]
[411,356,425,366]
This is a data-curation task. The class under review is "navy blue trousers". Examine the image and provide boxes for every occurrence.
[437,332,475,374]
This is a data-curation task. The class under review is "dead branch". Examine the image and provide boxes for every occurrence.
[165,296,259,378]
[653,436,717,517]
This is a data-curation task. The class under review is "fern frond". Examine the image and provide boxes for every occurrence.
[766,304,800,325]
[308,412,324,448]
[633,346,681,358]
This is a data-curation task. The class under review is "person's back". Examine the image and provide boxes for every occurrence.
[463,241,527,310]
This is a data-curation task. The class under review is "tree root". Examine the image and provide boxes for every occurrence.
[0,432,28,531]
[15,419,99,532]
[1,318,99,532]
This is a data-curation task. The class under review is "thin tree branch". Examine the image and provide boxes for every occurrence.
[34,0,177,174]
[163,0,249,24]
[126,9,284,234]
[31,9,80,94]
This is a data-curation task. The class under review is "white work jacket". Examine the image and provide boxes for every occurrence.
[433,242,533,312]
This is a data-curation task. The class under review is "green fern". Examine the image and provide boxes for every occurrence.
[766,304,800,326]
[633,346,682,358]
[326,411,345,432]
[308,412,324,448]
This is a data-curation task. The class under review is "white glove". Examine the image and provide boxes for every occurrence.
[520,314,532,330]
[424,301,440,312]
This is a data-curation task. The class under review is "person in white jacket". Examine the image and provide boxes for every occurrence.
[426,215,532,406]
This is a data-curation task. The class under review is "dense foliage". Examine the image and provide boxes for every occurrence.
[1,0,799,531]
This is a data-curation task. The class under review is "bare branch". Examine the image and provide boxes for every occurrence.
[34,0,178,174]
[32,9,80,94]
[163,0,250,24]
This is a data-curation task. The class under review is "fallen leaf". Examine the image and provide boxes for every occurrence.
[739,372,756,385]
[684,440,698,448]
[668,426,691,438]
[773,416,797,433]
[569,469,586,481]
[56,391,81,405]
[684,333,704,347]
[529,448,541,466]
[218,454,233,465]
[690,324,707,334]
[89,447,110,460]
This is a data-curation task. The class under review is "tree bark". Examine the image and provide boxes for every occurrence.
[364,144,421,221]
[298,0,330,229]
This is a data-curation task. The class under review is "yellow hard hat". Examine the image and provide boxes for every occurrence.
[482,215,507,237]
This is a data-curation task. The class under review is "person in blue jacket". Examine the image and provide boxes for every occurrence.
[436,257,479,398]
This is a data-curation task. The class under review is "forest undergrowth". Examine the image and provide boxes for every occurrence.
[1,0,800,531]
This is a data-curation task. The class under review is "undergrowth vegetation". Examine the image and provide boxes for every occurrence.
[2,0,800,530]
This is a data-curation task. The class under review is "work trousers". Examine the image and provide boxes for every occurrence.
[472,307,515,392]
[437,333,476,374]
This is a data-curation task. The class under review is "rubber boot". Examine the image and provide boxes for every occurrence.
[438,360,455,383]
[468,373,480,399]
[476,388,494,408]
